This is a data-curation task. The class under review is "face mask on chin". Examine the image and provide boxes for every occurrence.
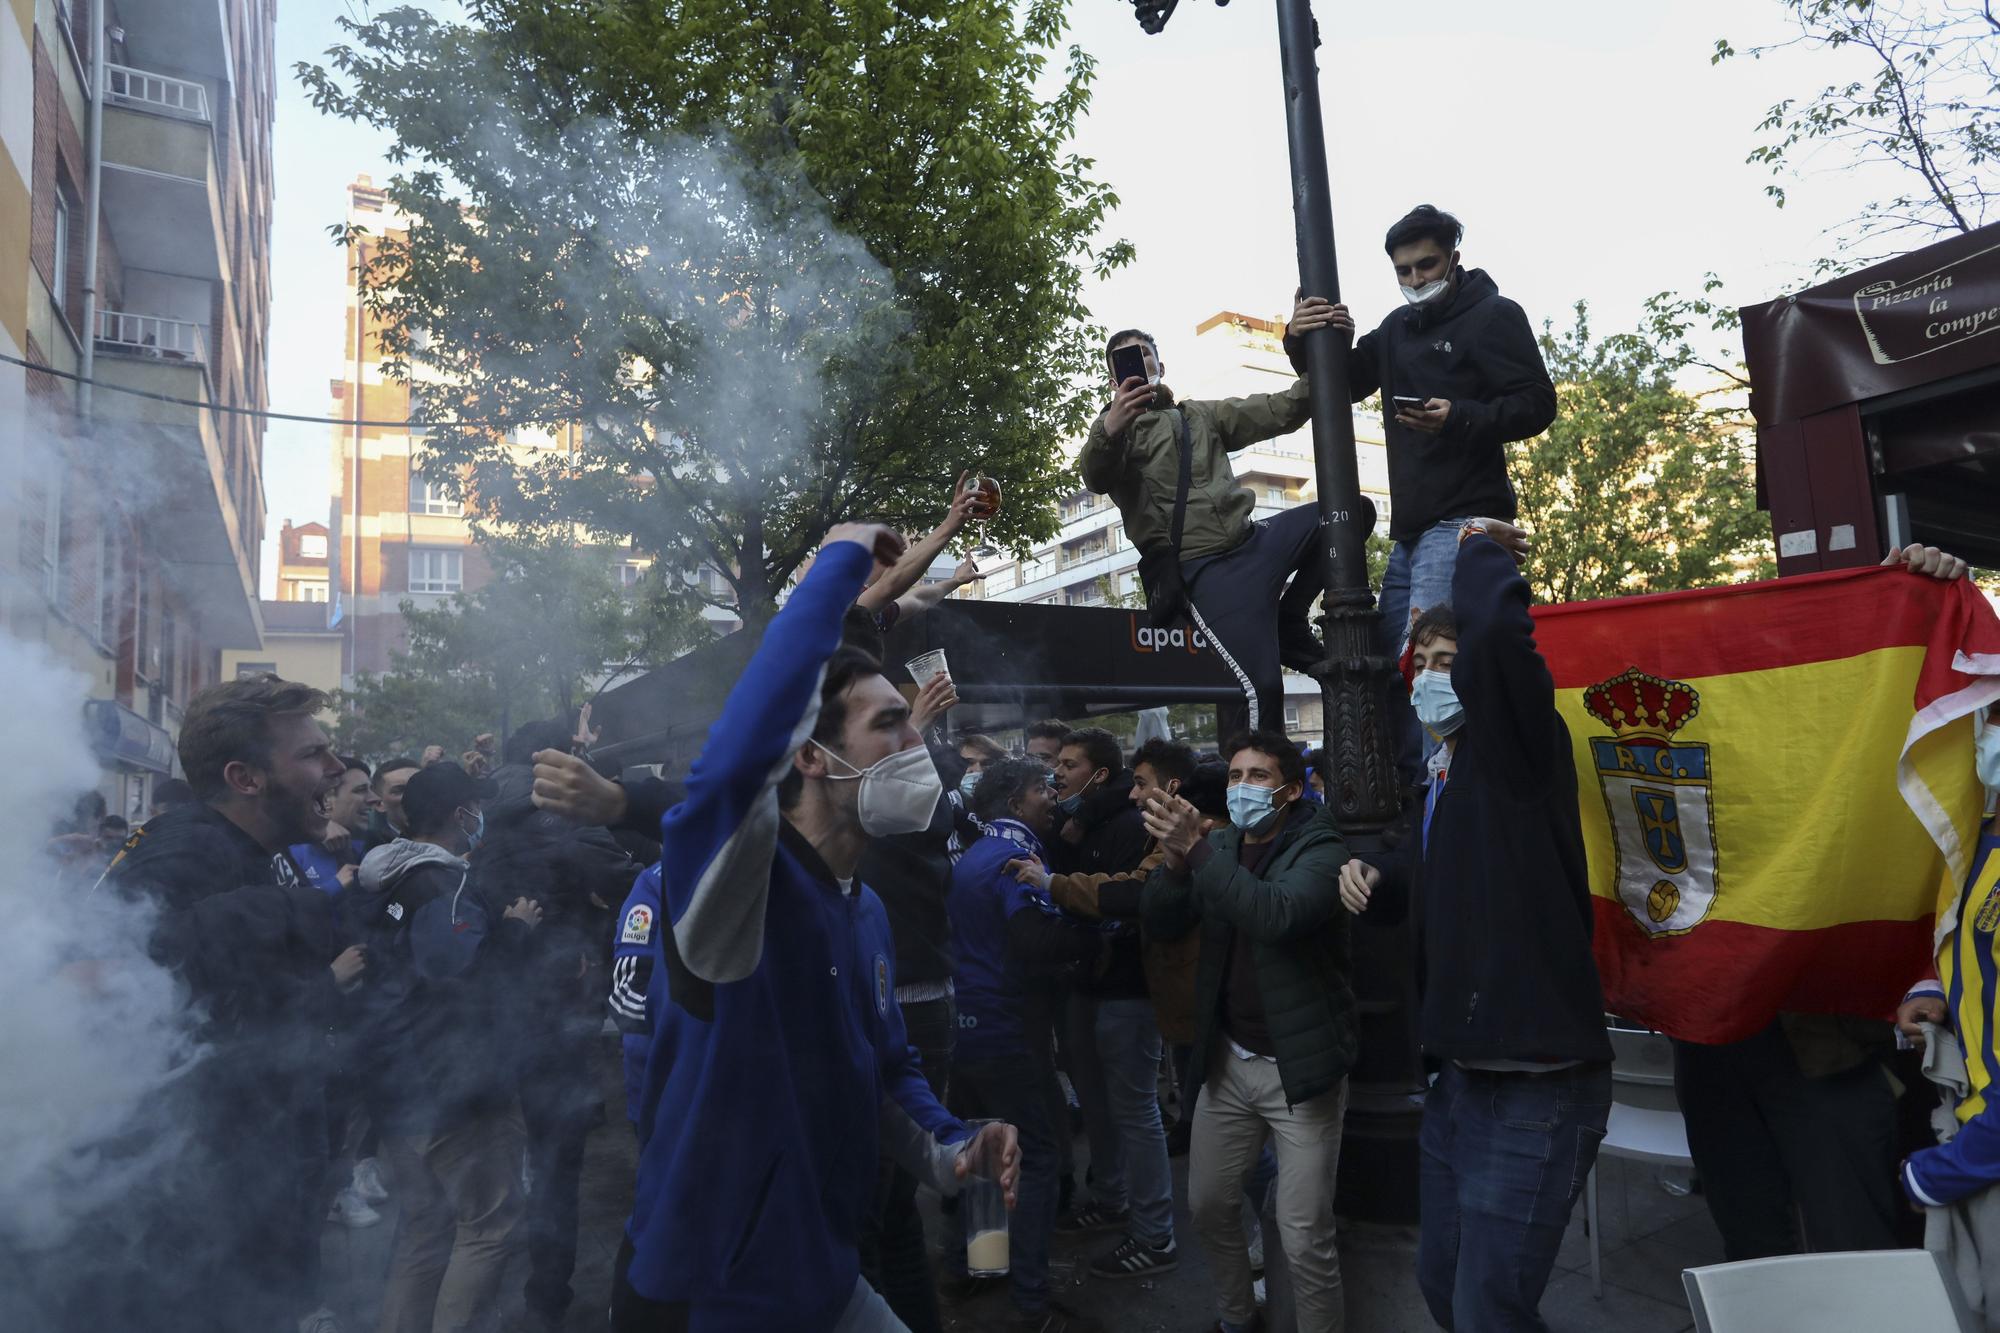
[1401,276,1451,307]
[822,742,945,835]
[1056,772,1100,816]
[457,807,485,851]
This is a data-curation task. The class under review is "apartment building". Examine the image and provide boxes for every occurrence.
[0,0,275,818]
[958,310,1394,743]
[273,517,330,603]
[329,175,735,683]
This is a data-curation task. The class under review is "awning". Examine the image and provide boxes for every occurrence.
[1742,222,2000,427]
[83,700,178,775]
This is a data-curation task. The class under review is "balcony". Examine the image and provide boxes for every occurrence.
[90,310,259,650]
[106,64,211,121]
[95,310,208,366]
[100,64,224,282]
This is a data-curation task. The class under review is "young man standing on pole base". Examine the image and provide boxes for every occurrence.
[1141,731,1356,1333]
[1300,205,1557,782]
[1081,295,1343,732]
[611,523,1020,1333]
[1340,521,1612,1333]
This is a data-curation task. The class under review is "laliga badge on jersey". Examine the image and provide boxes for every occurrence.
[874,952,891,1018]
[621,904,654,946]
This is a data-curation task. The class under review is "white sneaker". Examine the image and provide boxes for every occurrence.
[351,1157,390,1204]
[299,1306,342,1333]
[326,1188,381,1229]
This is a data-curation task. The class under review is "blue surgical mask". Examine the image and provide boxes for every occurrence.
[1410,669,1465,739]
[1226,782,1288,833]
[959,771,980,800]
[1056,772,1100,816]
[459,807,485,851]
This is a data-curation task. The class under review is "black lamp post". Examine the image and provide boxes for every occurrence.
[1129,0,1421,1224]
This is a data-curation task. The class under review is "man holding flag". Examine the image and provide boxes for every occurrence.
[1339,518,1614,1333]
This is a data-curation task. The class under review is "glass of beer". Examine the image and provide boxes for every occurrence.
[961,1120,1010,1277]
[961,472,1003,557]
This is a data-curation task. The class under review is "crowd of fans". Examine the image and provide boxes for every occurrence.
[39,200,2000,1333]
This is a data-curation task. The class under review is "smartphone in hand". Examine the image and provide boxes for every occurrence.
[1111,344,1150,388]
[1392,395,1428,414]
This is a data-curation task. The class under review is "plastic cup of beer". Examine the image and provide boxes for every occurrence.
[905,649,949,689]
[961,1121,1010,1277]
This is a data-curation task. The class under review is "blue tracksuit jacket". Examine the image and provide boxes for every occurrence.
[623,540,970,1329]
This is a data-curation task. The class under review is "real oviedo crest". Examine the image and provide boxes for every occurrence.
[1583,668,1720,937]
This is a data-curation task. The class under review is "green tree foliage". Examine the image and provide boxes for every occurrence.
[298,1,1129,622]
[333,540,699,760]
[1718,0,1999,263]
[1510,305,1774,605]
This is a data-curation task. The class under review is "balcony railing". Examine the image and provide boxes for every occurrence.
[106,63,210,122]
[96,310,208,366]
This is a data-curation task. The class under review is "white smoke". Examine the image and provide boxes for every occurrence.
[0,631,197,1253]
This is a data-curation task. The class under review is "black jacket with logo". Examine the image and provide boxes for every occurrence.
[102,800,302,914]
[1291,267,1555,542]
[1365,534,1612,1064]
[1053,772,1152,999]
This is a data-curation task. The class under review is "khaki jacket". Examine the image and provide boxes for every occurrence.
[1079,379,1313,562]
[1045,846,1202,1046]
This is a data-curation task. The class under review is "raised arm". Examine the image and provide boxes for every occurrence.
[1450,527,1565,793]
[662,526,904,984]
[857,486,976,612]
[1205,377,1314,453]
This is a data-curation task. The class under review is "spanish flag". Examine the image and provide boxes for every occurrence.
[1529,567,2000,1045]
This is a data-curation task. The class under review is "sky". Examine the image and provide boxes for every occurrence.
[256,0,1902,595]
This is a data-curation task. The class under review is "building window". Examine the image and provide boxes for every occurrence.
[1283,701,1301,730]
[409,548,463,594]
[408,473,463,517]
[235,661,278,680]
[615,561,644,589]
[303,584,327,603]
[51,193,71,313]
[298,533,328,559]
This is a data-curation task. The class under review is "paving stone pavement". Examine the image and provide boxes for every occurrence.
[315,1039,1719,1332]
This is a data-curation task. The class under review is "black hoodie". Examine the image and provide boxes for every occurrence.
[1291,267,1556,542]
[1054,771,1152,998]
[1365,534,1612,1064]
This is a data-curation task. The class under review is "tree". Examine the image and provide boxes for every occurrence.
[1718,0,2000,263]
[299,1,1129,623]
[1509,305,1774,605]
[333,539,700,760]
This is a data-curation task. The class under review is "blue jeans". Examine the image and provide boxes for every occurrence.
[1418,1062,1612,1333]
[1378,518,1471,784]
[951,1054,1060,1314]
[1068,995,1176,1246]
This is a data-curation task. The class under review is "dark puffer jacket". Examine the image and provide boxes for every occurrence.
[1143,801,1356,1107]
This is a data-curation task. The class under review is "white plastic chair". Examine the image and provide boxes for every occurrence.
[1682,1249,1976,1332]
[1586,1020,1693,1298]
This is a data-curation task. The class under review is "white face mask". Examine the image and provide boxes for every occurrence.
[1401,276,1451,307]
[822,742,944,835]
[1410,668,1465,738]
[1977,709,1999,801]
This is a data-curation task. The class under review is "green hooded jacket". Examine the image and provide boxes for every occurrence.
[1142,799,1356,1107]
[1078,378,1313,561]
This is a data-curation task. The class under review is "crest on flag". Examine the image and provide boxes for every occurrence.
[1584,668,1719,936]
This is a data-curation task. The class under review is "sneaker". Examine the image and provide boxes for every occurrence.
[351,1156,390,1204]
[1089,1234,1178,1280]
[298,1307,341,1333]
[326,1188,381,1229]
[1013,1298,1107,1332]
[1055,1201,1129,1235]
[1214,1316,1265,1333]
